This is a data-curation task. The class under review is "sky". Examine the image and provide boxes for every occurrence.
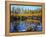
[11,5,42,11]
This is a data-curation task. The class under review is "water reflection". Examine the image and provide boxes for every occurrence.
[10,16,42,32]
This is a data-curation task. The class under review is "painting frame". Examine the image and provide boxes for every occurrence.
[5,1,45,36]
